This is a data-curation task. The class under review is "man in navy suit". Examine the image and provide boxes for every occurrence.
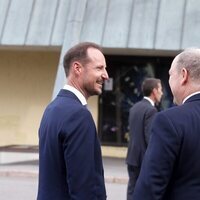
[133,48,200,200]
[37,42,109,200]
[126,78,163,200]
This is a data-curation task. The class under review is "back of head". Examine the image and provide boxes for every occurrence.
[63,42,102,77]
[176,48,200,83]
[142,78,161,97]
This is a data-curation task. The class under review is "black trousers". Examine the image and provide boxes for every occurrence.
[127,165,140,200]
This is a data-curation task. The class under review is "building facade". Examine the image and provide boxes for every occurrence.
[0,0,200,156]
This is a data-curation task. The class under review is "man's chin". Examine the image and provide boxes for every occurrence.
[96,89,102,95]
[173,98,179,105]
[89,89,102,97]
[95,86,103,94]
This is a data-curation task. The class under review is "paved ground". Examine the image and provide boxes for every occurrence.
[0,154,128,200]
[0,176,127,200]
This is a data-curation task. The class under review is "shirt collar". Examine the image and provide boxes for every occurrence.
[144,96,155,106]
[63,84,87,106]
[182,91,200,104]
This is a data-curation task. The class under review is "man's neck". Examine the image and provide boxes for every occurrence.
[144,96,155,106]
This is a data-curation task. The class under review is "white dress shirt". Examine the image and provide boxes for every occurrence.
[63,84,87,106]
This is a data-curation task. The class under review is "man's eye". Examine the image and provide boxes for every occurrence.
[97,66,102,70]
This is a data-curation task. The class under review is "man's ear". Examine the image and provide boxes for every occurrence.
[181,68,188,85]
[72,62,82,75]
[151,88,157,100]
[152,88,156,95]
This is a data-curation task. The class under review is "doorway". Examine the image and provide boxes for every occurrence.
[99,55,173,146]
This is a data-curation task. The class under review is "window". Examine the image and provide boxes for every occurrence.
[99,55,173,146]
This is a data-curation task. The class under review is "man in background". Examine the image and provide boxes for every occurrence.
[126,78,163,200]
[37,42,109,200]
[133,48,200,200]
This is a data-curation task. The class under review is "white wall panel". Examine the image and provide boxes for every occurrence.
[1,0,34,45]
[155,0,185,50]
[26,0,59,45]
[80,0,108,44]
[0,0,200,51]
[50,0,70,45]
[102,0,133,48]
[0,0,11,42]
[182,0,200,48]
[128,0,159,49]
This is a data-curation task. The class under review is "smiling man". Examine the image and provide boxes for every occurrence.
[37,42,109,200]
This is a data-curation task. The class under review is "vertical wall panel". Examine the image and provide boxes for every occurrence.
[1,0,34,45]
[182,0,200,48]
[0,0,10,42]
[0,0,200,51]
[102,0,133,48]
[51,0,70,45]
[155,0,185,50]
[128,0,159,49]
[80,0,108,44]
[26,0,58,45]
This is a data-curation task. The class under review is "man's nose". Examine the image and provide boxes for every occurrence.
[102,69,109,80]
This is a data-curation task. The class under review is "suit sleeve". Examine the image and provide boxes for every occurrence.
[62,108,106,199]
[133,112,181,200]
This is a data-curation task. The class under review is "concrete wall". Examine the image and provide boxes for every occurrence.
[0,49,99,146]
[88,96,98,127]
[0,50,59,146]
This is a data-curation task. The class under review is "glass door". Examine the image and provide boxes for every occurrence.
[99,55,173,146]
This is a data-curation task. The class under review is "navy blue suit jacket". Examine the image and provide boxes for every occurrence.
[133,93,200,200]
[37,89,106,200]
[126,99,157,167]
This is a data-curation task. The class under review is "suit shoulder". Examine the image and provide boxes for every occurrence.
[130,100,156,113]
[154,105,190,129]
[158,103,190,117]
[43,97,90,121]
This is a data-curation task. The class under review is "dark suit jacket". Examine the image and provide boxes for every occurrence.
[133,93,200,200]
[126,98,157,167]
[37,89,106,200]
